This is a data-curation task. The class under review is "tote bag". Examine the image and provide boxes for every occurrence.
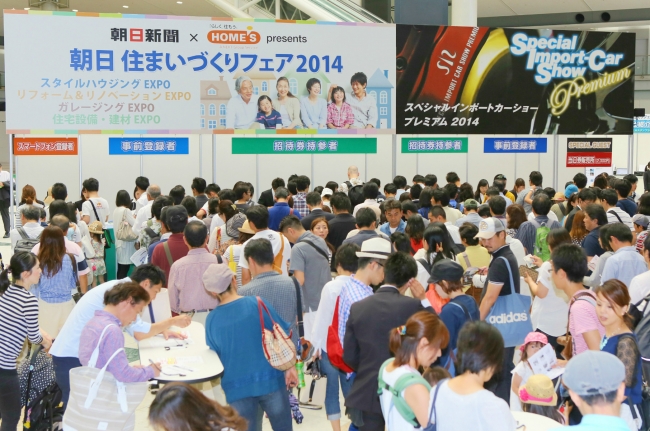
[485,256,532,347]
[63,324,148,431]
[115,209,138,241]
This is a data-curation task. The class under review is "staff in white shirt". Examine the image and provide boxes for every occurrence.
[133,184,161,235]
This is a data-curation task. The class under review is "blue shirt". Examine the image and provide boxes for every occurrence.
[33,254,76,303]
[205,296,289,403]
[582,227,605,258]
[601,246,647,288]
[566,414,630,431]
[617,199,637,218]
[379,219,406,236]
[438,295,480,367]
[300,97,327,128]
[268,202,301,232]
[600,333,643,405]
[418,206,431,219]
[255,109,283,129]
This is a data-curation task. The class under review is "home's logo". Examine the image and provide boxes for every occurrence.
[488,312,528,324]
[207,26,260,44]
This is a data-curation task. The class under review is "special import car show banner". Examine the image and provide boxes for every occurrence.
[4,11,395,134]
[396,26,635,135]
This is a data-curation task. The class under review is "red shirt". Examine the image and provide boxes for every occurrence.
[151,233,190,282]
[410,238,423,255]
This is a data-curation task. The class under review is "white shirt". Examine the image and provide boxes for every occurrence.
[444,207,463,225]
[445,222,462,245]
[380,364,423,431]
[348,92,378,128]
[526,211,559,223]
[353,199,381,222]
[530,261,569,337]
[310,275,350,354]
[226,94,258,129]
[49,277,151,358]
[431,381,516,431]
[133,200,153,235]
[605,207,634,230]
[10,222,44,251]
[210,213,225,235]
[629,270,650,313]
[135,192,149,213]
[510,361,535,412]
[238,229,292,276]
[81,197,110,225]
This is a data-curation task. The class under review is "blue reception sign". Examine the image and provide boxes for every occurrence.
[109,138,189,155]
[635,116,650,133]
[484,138,547,153]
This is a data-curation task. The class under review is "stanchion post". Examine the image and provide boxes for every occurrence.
[9,134,14,231]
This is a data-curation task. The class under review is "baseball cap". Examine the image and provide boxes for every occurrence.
[166,205,188,224]
[563,350,625,396]
[202,263,235,294]
[321,188,334,198]
[494,174,507,181]
[633,214,649,228]
[564,184,579,198]
[356,237,391,260]
[463,198,479,210]
[474,217,506,239]
[428,260,464,284]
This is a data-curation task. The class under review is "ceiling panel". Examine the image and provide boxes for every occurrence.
[501,0,591,15]
[583,0,650,11]
[477,0,518,17]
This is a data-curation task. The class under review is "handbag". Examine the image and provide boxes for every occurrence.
[257,297,297,371]
[559,291,597,360]
[115,209,138,241]
[326,296,354,373]
[485,256,533,348]
[63,324,149,431]
[18,345,56,407]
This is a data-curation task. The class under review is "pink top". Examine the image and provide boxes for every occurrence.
[327,102,354,128]
[168,248,220,313]
[569,290,605,355]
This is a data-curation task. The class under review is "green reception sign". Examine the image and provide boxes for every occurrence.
[401,137,468,153]
[232,137,377,154]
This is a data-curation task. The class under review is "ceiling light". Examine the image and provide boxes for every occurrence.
[123,5,129,8]
[73,9,78,11]
[177,1,183,3]
[24,7,30,10]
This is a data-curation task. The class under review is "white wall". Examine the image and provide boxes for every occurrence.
[10,132,639,216]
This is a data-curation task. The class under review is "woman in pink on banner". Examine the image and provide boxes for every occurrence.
[326,86,354,129]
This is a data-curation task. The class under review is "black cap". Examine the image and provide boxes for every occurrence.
[428,259,464,284]
[165,205,188,224]
[494,174,507,180]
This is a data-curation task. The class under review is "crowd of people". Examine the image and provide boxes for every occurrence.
[0,164,649,431]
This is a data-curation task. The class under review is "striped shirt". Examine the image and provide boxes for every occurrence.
[0,285,43,369]
[338,275,373,347]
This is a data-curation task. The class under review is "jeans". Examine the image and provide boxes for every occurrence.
[320,351,353,420]
[230,388,293,431]
[52,355,82,407]
[0,369,21,431]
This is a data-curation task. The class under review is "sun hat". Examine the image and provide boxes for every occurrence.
[519,332,548,352]
[356,237,391,260]
[552,192,566,202]
[202,263,235,294]
[563,350,625,396]
[238,220,255,235]
[88,221,103,235]
[474,217,506,239]
[519,375,558,406]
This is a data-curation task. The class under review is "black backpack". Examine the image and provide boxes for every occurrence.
[15,228,42,255]
[345,181,365,208]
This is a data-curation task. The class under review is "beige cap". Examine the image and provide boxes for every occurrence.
[202,263,235,294]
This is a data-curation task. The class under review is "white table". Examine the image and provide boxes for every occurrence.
[138,321,224,384]
[512,411,563,431]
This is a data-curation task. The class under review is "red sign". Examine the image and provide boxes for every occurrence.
[566,152,613,167]
[14,138,78,155]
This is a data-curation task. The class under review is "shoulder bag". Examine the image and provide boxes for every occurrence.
[115,208,138,241]
[63,324,149,431]
[558,291,597,360]
[484,256,533,347]
[257,297,296,371]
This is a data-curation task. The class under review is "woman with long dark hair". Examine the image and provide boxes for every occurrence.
[474,179,489,203]
[0,252,50,431]
[114,190,137,279]
[405,215,425,255]
[272,76,302,129]
[35,226,77,338]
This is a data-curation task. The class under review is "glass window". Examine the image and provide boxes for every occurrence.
[208,120,217,129]
[209,104,216,116]
[369,91,377,101]
[380,107,387,116]
[219,104,226,116]
[200,104,205,116]
[207,88,216,96]
[380,91,388,104]
[220,118,226,127]
[254,86,259,96]
[262,81,268,92]
[201,118,205,128]
[289,78,298,95]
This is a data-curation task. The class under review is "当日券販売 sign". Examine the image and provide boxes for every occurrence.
[14,137,78,155]
[484,138,547,153]
[566,138,612,167]
[401,138,467,153]
[4,12,395,135]
[108,137,189,155]
[232,138,376,154]
[396,26,634,135]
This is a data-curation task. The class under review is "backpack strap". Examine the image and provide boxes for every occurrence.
[163,241,174,267]
[88,199,102,223]
[299,239,330,261]
[377,359,432,428]
[448,300,473,321]
[417,258,432,275]
[17,227,28,240]
[144,227,158,240]
[608,209,624,224]
[461,252,471,268]
[428,379,448,431]
[292,276,304,339]
[559,202,567,216]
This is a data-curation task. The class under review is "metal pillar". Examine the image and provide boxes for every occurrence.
[451,0,477,26]
[212,135,217,184]
[9,134,14,231]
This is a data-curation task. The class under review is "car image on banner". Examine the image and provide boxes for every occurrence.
[396,26,635,135]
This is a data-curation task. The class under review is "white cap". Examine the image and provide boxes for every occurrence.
[321,188,334,198]
[474,217,506,239]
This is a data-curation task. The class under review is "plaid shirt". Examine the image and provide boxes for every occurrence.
[327,102,354,128]
[293,192,309,218]
[338,275,373,347]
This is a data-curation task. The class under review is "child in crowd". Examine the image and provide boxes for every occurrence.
[510,332,548,411]
[423,366,451,386]
[519,374,565,424]
[255,95,283,129]
[88,221,107,287]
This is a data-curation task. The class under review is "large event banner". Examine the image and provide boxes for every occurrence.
[4,11,395,134]
[396,26,635,135]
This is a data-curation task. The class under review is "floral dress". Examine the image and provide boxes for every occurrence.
[88,238,107,277]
